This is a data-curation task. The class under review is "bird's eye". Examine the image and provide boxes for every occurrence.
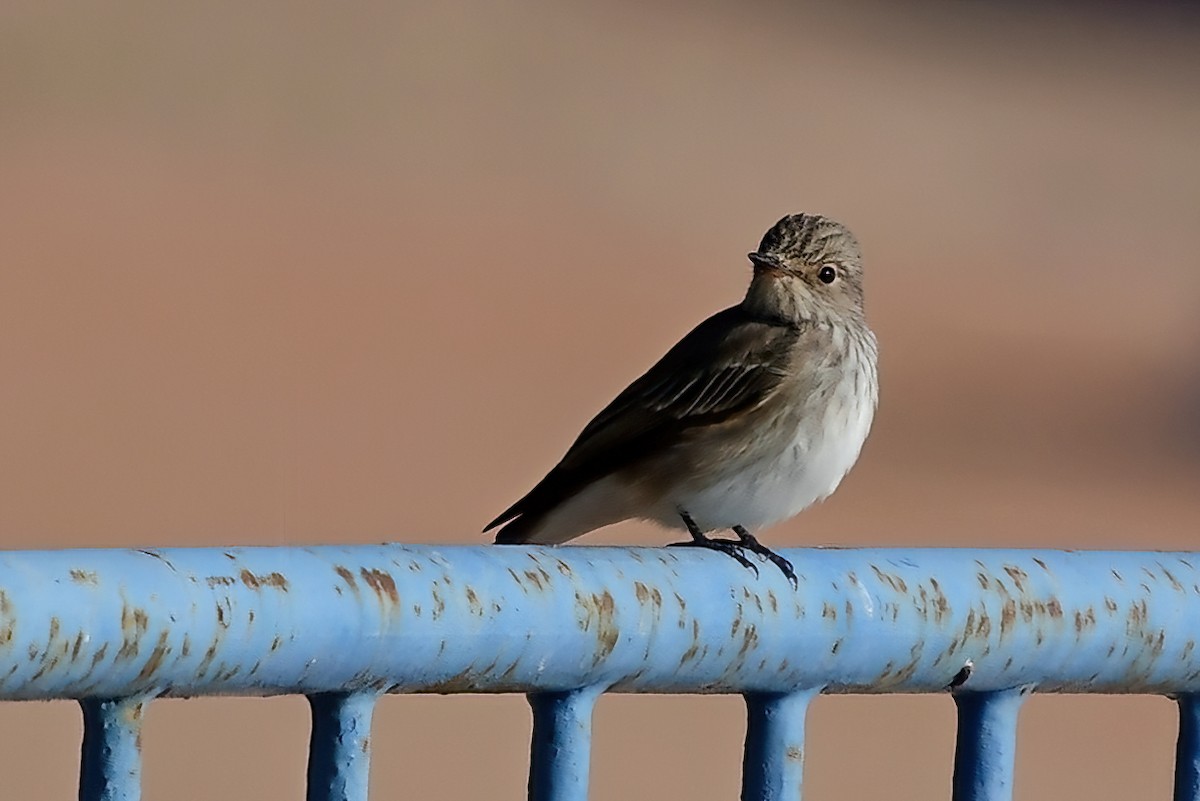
[817,265,837,284]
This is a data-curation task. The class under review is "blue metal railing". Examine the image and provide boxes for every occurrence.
[1,545,1198,800]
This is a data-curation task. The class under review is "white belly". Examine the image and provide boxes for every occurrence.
[664,340,876,532]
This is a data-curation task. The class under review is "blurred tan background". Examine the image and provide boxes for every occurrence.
[2,1,1198,798]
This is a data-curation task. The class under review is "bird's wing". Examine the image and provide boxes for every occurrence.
[486,307,800,538]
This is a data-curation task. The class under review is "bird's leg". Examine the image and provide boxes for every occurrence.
[667,510,759,576]
[732,525,797,588]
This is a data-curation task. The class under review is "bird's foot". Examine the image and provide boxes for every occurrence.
[667,535,760,576]
[732,526,797,589]
[669,510,759,577]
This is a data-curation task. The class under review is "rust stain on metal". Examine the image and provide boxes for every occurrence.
[0,591,13,646]
[1162,567,1184,593]
[239,570,290,591]
[930,579,950,624]
[465,587,484,617]
[197,643,219,677]
[71,631,85,661]
[117,605,149,661]
[977,572,989,590]
[1073,607,1097,638]
[870,565,906,593]
[674,592,688,629]
[554,559,573,577]
[574,590,619,665]
[1046,598,1063,619]
[831,638,842,654]
[737,624,759,659]
[523,570,547,591]
[360,568,399,605]
[135,631,171,682]
[975,609,992,640]
[205,576,235,587]
[999,599,1017,639]
[633,581,663,612]
[821,602,837,621]
[334,566,359,594]
[786,745,803,763]
[270,635,283,652]
[1003,565,1028,592]
[69,569,99,585]
[1032,557,1049,572]
[844,600,854,621]
[181,635,191,658]
[89,643,108,669]
[431,585,446,620]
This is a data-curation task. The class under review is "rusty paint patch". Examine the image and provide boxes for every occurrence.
[821,602,837,621]
[89,643,108,669]
[1003,565,1028,592]
[523,570,547,591]
[360,568,399,605]
[334,566,359,594]
[240,570,290,591]
[431,585,446,620]
[786,745,803,763]
[574,590,619,666]
[205,576,235,587]
[69,569,99,585]
[1162,567,1185,593]
[737,624,759,659]
[135,631,171,682]
[930,579,950,624]
[117,605,149,661]
[633,581,663,612]
[465,587,484,617]
[999,599,1017,639]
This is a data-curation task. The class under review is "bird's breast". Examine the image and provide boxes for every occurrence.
[668,327,877,531]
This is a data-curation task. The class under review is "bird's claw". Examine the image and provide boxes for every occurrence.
[667,538,760,577]
[733,526,799,588]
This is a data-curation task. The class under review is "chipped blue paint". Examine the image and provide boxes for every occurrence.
[0,545,1196,800]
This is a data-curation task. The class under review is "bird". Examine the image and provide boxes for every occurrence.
[484,213,877,586]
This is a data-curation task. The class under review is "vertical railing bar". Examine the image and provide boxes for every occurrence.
[951,687,1031,801]
[78,697,148,801]
[1175,694,1200,801]
[527,686,603,801]
[307,691,380,801]
[741,689,818,801]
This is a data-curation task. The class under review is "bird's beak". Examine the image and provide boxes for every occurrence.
[748,252,784,274]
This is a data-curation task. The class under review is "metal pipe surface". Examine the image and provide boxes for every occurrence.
[1,545,1198,700]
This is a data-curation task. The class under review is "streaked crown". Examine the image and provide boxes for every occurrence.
[756,214,861,267]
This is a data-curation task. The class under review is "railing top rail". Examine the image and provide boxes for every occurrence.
[0,544,1196,701]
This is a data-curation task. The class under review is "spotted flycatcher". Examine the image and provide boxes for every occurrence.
[485,213,878,585]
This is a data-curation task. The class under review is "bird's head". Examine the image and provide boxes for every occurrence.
[744,213,865,324]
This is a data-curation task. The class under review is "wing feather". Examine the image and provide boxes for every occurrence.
[486,307,801,540]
